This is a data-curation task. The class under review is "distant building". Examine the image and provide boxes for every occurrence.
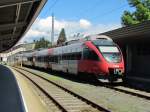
[0,43,35,62]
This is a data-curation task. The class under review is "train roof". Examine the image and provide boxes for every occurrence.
[55,42,83,55]
[83,35,113,41]
[92,39,115,46]
[63,35,112,45]
[23,51,33,57]
[34,48,49,56]
[20,35,116,57]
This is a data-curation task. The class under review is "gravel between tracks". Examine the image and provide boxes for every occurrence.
[16,67,150,112]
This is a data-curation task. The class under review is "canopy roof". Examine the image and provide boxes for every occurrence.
[0,0,47,52]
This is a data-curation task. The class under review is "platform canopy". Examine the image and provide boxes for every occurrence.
[101,21,150,44]
[0,0,47,52]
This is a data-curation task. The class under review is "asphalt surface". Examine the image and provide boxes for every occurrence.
[0,65,25,112]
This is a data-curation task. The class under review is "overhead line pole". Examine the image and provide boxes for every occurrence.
[51,13,54,46]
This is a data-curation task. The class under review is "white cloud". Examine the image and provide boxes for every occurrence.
[82,23,121,36]
[20,16,121,43]
[79,19,91,29]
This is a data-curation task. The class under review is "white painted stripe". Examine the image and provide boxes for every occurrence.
[10,69,29,112]
[16,77,29,112]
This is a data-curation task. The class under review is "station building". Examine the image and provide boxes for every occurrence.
[0,43,35,62]
[100,21,150,82]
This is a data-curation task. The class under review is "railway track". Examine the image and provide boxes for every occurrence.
[16,66,150,101]
[13,67,111,112]
[102,84,150,100]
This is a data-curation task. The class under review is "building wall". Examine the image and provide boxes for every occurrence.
[125,41,150,78]
[131,43,150,78]
[0,43,35,62]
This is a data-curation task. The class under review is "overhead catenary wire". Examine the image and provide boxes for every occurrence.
[40,0,59,43]
[76,0,103,19]
[49,0,59,11]
[92,3,129,20]
[43,0,59,17]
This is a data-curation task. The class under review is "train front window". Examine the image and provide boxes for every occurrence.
[99,46,121,63]
[83,48,99,61]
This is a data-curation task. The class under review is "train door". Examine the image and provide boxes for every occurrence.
[57,55,62,71]
[61,54,69,73]
[68,53,78,75]
[33,56,35,66]
[79,47,99,74]
[59,53,63,71]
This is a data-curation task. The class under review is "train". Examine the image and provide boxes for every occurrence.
[7,35,125,83]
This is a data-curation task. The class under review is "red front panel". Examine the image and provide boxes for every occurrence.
[78,59,124,76]
[78,60,107,75]
[78,41,124,76]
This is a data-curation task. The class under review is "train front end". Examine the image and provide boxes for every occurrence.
[84,35,124,83]
[97,45,124,82]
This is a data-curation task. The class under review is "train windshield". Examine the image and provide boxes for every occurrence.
[99,46,121,63]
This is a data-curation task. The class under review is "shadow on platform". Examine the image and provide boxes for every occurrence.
[0,65,25,112]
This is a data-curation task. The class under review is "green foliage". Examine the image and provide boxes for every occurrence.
[57,28,67,45]
[34,37,51,49]
[121,0,150,26]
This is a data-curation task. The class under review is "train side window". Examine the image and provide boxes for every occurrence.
[63,55,66,60]
[53,55,58,63]
[44,56,46,62]
[68,52,81,60]
[49,56,54,62]
[37,57,39,62]
[70,54,74,60]
[83,48,99,61]
[65,55,68,60]
[75,52,81,60]
[49,56,51,62]
[53,56,55,62]
[41,56,44,62]
[58,56,61,62]
[27,57,32,61]
[51,56,54,62]
[62,54,64,60]
[39,57,41,62]
[65,54,69,60]
[61,52,81,60]
[44,56,48,62]
[39,56,43,62]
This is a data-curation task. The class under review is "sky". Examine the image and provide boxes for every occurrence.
[20,0,134,43]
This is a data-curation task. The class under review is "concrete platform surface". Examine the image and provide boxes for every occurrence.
[10,67,48,112]
[0,65,25,112]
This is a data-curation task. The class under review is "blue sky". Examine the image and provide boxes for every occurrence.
[21,0,134,43]
[40,0,133,24]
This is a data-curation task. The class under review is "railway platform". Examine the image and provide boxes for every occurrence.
[126,75,150,91]
[0,64,47,112]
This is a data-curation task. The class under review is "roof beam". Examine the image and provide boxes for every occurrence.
[0,0,39,8]
[12,3,21,39]
[0,33,20,40]
[0,22,26,30]
[0,0,47,52]
[24,2,34,21]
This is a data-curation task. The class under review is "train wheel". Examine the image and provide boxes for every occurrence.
[66,69,68,73]
[122,75,127,84]
[108,75,115,83]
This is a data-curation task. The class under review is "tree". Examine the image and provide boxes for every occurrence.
[121,0,150,26]
[57,28,67,45]
[34,37,51,49]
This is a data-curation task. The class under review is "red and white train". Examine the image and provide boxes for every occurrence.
[8,35,125,82]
